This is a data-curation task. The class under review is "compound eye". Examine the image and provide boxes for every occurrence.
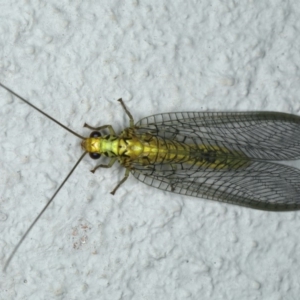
[90,131,101,138]
[89,153,101,159]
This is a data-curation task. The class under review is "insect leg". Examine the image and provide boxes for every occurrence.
[83,123,116,135]
[84,99,134,131]
[90,157,117,173]
[117,98,134,127]
[110,168,130,195]
[91,157,130,195]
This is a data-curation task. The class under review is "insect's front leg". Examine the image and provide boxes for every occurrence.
[84,124,116,135]
[90,157,131,195]
[90,157,117,173]
[84,98,134,132]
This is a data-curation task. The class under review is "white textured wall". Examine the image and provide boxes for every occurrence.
[1,1,300,299]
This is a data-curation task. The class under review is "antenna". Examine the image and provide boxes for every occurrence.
[3,151,87,272]
[0,82,85,139]
[0,82,89,271]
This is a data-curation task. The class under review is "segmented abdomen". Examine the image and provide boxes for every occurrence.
[134,133,250,170]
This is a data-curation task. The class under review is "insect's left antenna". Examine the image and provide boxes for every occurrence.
[3,151,87,272]
[0,82,85,140]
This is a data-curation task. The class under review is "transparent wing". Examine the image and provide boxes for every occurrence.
[131,111,300,211]
[135,111,300,160]
[132,160,300,211]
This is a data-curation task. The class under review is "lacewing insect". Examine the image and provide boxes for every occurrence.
[1,82,300,271]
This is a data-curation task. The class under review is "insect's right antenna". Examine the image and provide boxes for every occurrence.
[0,82,85,140]
[3,151,87,272]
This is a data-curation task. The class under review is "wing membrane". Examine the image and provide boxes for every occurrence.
[132,160,300,211]
[135,111,300,160]
[132,111,300,211]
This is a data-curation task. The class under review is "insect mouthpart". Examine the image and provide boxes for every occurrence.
[81,137,101,154]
